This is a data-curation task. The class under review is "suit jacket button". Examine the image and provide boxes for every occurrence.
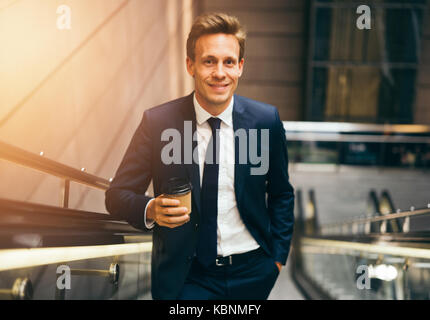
[195,223,199,229]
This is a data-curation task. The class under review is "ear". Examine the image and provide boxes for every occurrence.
[238,58,244,77]
[186,57,195,77]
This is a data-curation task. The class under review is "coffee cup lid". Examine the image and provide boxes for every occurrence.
[162,177,192,195]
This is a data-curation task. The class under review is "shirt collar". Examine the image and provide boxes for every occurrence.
[193,93,234,127]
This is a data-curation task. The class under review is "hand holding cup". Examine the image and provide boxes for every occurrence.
[147,195,190,228]
[147,177,192,229]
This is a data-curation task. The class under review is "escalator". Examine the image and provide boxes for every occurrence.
[291,189,430,300]
[0,140,152,300]
[1,137,429,300]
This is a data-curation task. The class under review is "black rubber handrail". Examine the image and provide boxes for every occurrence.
[0,140,110,190]
[0,198,140,234]
[380,190,402,233]
[368,190,380,233]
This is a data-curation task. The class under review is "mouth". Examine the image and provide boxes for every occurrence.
[208,83,230,92]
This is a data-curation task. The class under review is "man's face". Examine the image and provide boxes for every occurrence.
[186,33,244,114]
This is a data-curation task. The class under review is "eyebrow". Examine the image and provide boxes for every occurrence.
[201,55,237,61]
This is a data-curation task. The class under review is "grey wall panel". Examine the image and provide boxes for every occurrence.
[237,84,300,102]
[417,66,430,85]
[415,87,430,124]
[246,36,305,59]
[242,58,304,83]
[199,10,304,35]
[421,39,430,65]
[200,0,307,121]
[236,84,301,120]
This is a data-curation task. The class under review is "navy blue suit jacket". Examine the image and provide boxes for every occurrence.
[105,93,295,299]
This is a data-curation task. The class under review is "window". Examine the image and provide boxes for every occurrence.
[306,0,427,123]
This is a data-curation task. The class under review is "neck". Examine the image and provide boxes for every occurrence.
[195,92,232,117]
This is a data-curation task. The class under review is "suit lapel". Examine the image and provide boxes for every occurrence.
[232,95,249,210]
[179,93,201,218]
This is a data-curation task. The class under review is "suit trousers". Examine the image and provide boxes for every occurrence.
[176,247,280,300]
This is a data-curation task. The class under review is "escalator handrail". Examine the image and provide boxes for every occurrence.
[0,240,152,272]
[301,237,430,260]
[380,190,395,214]
[284,132,430,144]
[283,121,430,134]
[0,197,142,234]
[368,190,379,214]
[322,207,430,229]
[0,140,110,190]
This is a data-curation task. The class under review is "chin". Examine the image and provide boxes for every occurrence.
[208,94,231,106]
[210,99,229,107]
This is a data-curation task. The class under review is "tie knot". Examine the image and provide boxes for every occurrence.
[207,117,221,131]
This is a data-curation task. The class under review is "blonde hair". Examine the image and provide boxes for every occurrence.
[186,13,246,61]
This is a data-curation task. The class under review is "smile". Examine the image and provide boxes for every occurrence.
[208,83,230,91]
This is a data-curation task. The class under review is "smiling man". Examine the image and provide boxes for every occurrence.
[105,13,295,300]
[187,31,244,116]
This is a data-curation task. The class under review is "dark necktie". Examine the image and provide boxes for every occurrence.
[196,117,221,267]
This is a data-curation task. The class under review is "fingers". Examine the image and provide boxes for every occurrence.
[154,195,190,228]
[160,206,189,216]
[156,197,180,207]
[157,214,190,228]
[155,196,188,216]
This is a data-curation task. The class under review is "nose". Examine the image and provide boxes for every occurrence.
[212,62,226,79]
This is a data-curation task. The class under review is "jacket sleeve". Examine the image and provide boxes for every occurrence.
[105,111,154,231]
[266,108,295,265]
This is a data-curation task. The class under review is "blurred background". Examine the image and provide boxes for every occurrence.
[0,0,429,300]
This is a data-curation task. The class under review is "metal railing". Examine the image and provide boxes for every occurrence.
[294,210,430,300]
[283,121,430,134]
[0,140,152,300]
[0,139,145,232]
[0,140,150,259]
[301,237,430,260]
[320,206,430,236]
[297,236,430,300]
[0,140,110,208]
[283,121,430,169]
[292,187,430,299]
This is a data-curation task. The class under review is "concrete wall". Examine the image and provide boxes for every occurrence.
[0,0,196,212]
[200,0,307,121]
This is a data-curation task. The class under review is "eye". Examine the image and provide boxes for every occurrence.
[225,59,235,66]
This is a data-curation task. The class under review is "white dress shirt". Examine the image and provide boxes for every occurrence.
[145,94,260,257]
